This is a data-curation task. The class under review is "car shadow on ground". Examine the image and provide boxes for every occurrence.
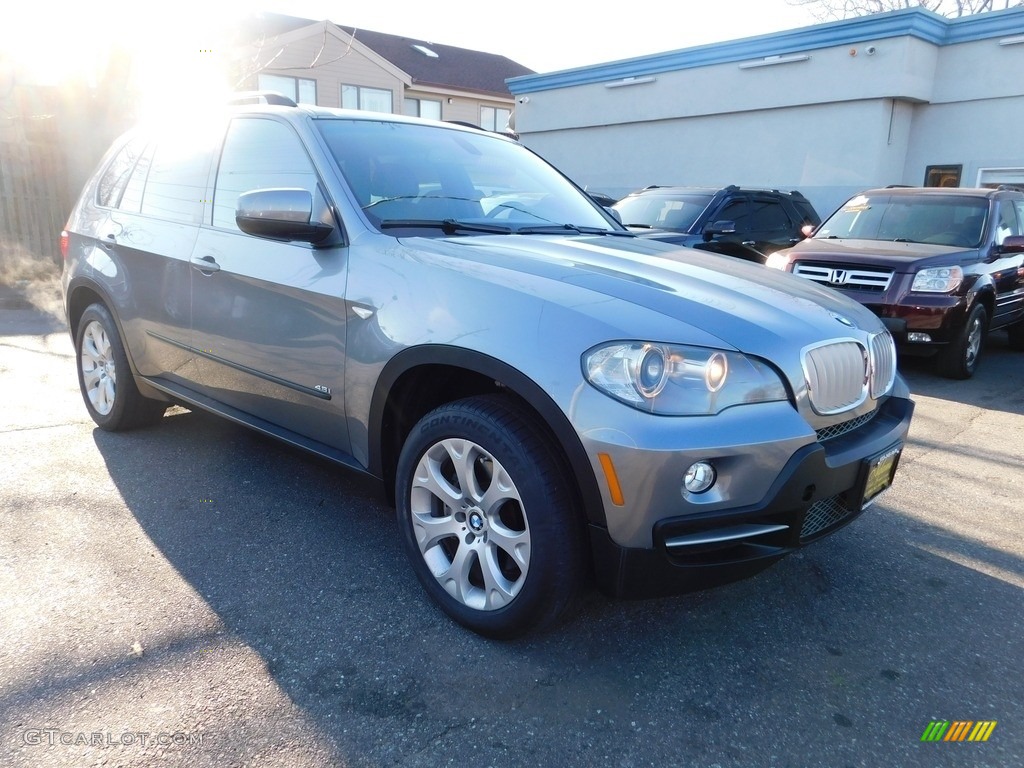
[83,377,1024,764]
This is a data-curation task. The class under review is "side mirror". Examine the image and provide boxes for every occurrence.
[702,220,736,242]
[236,188,335,244]
[801,223,817,238]
[998,235,1024,254]
[604,206,622,224]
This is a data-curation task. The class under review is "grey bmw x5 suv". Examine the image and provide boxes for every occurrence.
[62,99,914,637]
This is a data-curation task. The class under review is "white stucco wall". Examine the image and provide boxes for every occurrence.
[509,7,1024,219]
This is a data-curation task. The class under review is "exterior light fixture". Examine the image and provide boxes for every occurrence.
[738,54,810,69]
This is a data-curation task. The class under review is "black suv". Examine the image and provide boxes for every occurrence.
[612,185,820,262]
[768,186,1024,378]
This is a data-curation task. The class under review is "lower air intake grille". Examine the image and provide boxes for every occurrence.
[800,495,855,541]
[816,409,878,442]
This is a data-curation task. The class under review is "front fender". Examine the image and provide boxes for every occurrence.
[368,344,608,528]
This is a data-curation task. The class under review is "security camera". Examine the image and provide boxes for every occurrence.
[865,45,877,56]
[518,96,530,104]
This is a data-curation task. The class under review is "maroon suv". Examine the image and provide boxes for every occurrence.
[767,186,1024,378]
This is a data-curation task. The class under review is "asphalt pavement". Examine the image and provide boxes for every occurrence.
[1,285,1022,767]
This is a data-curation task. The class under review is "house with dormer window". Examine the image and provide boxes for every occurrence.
[233,13,533,133]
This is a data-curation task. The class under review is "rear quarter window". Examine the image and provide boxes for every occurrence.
[96,138,147,209]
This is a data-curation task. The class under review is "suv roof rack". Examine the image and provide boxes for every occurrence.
[227,91,298,107]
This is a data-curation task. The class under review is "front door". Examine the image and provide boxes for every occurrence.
[989,199,1024,327]
[190,117,351,451]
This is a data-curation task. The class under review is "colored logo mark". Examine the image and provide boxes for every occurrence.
[921,720,997,742]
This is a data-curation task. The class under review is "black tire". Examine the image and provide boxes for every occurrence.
[1007,320,1024,351]
[395,395,586,639]
[74,303,166,431]
[935,303,987,380]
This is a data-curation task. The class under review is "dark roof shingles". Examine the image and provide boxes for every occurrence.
[337,26,534,95]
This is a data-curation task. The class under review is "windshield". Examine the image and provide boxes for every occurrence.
[816,193,989,247]
[612,192,714,231]
[314,118,620,234]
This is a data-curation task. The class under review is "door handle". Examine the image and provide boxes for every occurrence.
[742,240,756,247]
[191,255,220,274]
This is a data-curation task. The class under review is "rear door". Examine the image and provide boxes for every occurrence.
[190,116,351,451]
[102,128,217,385]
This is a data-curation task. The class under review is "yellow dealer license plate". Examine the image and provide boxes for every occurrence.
[857,443,903,510]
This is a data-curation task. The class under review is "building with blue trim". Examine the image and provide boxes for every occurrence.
[507,7,1024,216]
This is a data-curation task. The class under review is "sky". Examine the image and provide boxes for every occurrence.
[260,0,826,73]
[1,0,826,85]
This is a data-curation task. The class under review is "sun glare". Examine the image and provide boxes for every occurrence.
[2,3,237,119]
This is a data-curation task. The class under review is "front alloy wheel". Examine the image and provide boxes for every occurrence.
[410,438,531,611]
[936,303,987,379]
[396,395,585,638]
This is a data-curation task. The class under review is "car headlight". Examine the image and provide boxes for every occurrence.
[911,266,963,293]
[765,251,791,270]
[583,342,789,415]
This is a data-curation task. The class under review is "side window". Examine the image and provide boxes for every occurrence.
[139,136,214,224]
[213,119,319,232]
[715,199,753,231]
[96,138,146,208]
[1016,202,1024,234]
[749,200,793,232]
[994,201,1021,246]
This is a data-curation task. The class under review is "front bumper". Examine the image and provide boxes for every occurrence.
[587,393,914,599]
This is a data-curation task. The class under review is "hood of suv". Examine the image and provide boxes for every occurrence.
[786,238,977,270]
[407,233,884,355]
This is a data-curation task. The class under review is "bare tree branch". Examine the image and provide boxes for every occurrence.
[233,24,360,88]
[787,0,1020,19]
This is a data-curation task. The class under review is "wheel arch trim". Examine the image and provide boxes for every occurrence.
[65,276,144,376]
[368,345,607,528]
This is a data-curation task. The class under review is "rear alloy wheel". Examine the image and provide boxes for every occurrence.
[395,395,585,638]
[75,303,166,430]
[936,303,987,379]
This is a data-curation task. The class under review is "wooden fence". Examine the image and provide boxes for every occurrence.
[0,87,72,270]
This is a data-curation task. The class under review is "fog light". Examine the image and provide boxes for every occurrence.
[907,332,932,343]
[683,461,716,494]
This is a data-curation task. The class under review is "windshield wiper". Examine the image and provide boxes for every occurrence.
[516,224,634,237]
[379,219,513,235]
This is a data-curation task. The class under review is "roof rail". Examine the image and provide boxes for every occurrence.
[445,120,487,131]
[227,91,298,107]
